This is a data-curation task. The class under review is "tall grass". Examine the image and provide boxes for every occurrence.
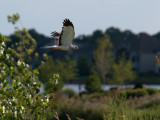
[52,88,160,120]
[103,92,160,120]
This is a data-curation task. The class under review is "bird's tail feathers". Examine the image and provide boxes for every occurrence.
[41,46,52,49]
[41,46,58,50]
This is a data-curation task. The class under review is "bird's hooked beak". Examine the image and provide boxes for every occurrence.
[74,46,78,51]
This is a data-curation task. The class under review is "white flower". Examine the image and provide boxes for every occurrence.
[27,94,31,98]
[18,82,21,86]
[0,49,4,56]
[17,60,22,66]
[21,106,24,110]
[55,79,58,85]
[2,106,5,114]
[6,54,9,59]
[14,111,17,117]
[22,62,25,66]
[13,97,16,102]
[26,64,29,68]
[2,42,5,46]
[20,110,22,114]
[0,83,3,87]
[56,74,59,78]
[46,97,49,103]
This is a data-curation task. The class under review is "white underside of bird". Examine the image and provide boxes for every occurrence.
[41,19,78,51]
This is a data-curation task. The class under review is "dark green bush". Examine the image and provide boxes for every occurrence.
[126,89,148,98]
[134,83,145,89]
[90,93,105,99]
[117,89,150,98]
[145,88,159,95]
[85,74,102,93]
[62,88,77,98]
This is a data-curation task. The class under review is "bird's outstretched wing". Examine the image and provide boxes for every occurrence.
[51,31,60,45]
[59,19,75,45]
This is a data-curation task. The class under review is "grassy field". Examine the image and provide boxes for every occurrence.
[51,88,160,120]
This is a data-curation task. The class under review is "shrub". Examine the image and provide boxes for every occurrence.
[85,73,102,93]
[145,88,159,95]
[90,93,105,99]
[134,83,145,89]
[57,103,104,120]
[0,35,55,119]
[62,88,77,98]
[126,89,148,98]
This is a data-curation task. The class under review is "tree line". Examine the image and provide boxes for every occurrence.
[5,13,136,94]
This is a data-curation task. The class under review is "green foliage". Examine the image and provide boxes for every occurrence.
[39,55,77,92]
[0,35,54,119]
[56,102,104,120]
[38,56,63,92]
[126,89,148,98]
[8,13,20,24]
[62,88,77,98]
[111,54,136,84]
[85,68,102,93]
[40,55,77,83]
[145,88,159,95]
[89,92,105,99]
[116,88,154,98]
[103,94,160,120]
[104,96,127,120]
[115,88,160,99]
[134,83,145,89]
[8,13,37,63]
[57,56,77,82]
[39,56,55,83]
[77,56,90,76]
[93,34,114,84]
[138,99,160,109]
[52,88,160,120]
[45,73,63,93]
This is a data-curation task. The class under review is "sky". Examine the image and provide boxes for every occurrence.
[1,0,160,37]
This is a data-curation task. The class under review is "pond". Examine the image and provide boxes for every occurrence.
[40,84,160,93]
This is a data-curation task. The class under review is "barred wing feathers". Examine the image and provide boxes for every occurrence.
[51,31,60,45]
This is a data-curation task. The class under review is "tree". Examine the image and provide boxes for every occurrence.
[38,55,77,91]
[38,56,63,92]
[57,55,77,83]
[77,56,90,77]
[111,54,136,84]
[39,56,55,84]
[0,35,55,119]
[93,34,114,85]
[8,13,37,63]
[85,68,102,93]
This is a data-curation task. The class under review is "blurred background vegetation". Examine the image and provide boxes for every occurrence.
[1,13,160,119]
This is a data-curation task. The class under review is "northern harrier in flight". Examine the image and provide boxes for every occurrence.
[42,19,78,51]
